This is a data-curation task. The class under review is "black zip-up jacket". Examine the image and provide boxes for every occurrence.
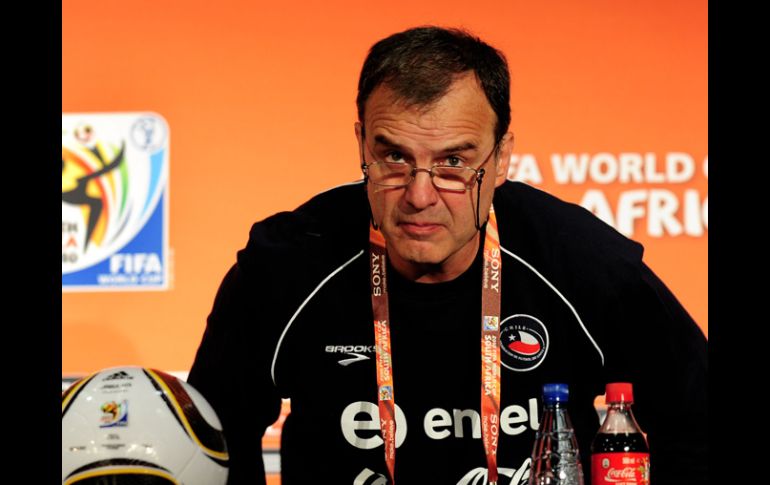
[189,180,708,485]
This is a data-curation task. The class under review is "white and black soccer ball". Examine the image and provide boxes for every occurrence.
[62,366,228,484]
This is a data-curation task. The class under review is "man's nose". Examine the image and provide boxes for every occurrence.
[403,167,439,209]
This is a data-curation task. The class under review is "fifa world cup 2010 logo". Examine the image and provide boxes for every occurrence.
[62,114,169,283]
[99,400,128,427]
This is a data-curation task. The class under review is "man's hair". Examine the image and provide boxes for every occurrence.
[356,26,511,143]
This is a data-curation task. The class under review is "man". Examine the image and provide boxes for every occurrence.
[188,26,707,484]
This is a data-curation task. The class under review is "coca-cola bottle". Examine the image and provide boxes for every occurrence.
[591,382,650,485]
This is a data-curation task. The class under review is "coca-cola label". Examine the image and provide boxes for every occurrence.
[592,453,650,485]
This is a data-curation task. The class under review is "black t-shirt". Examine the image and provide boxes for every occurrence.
[188,181,708,485]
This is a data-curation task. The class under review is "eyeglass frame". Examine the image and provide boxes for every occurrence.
[360,140,501,230]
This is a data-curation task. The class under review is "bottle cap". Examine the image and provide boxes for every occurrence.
[542,383,569,404]
[605,382,634,403]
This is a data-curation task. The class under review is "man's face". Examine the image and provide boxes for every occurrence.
[356,73,512,282]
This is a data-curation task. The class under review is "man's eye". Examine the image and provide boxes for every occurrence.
[441,156,465,167]
[385,152,406,163]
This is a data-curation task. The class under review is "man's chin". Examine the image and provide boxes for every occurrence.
[388,240,446,267]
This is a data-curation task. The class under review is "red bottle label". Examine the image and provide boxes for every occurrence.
[591,453,650,484]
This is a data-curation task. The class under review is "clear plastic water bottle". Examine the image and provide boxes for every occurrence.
[529,383,585,485]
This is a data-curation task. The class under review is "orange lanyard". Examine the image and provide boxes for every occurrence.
[368,206,502,484]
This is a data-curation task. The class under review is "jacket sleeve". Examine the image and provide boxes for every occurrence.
[188,263,283,485]
[602,261,708,484]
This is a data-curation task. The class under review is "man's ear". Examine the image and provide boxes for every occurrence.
[354,122,364,159]
[355,122,368,183]
[494,132,514,187]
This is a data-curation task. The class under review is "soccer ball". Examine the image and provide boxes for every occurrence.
[62,366,228,484]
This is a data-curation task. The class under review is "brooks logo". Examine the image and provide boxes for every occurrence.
[325,345,375,366]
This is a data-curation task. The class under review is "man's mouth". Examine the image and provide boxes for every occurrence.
[398,222,443,237]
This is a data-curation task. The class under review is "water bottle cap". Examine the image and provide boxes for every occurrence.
[605,382,634,403]
[542,383,569,404]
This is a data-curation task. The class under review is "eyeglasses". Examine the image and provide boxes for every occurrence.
[360,144,499,192]
[361,142,500,229]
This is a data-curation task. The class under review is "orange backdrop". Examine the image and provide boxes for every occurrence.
[62,0,707,375]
